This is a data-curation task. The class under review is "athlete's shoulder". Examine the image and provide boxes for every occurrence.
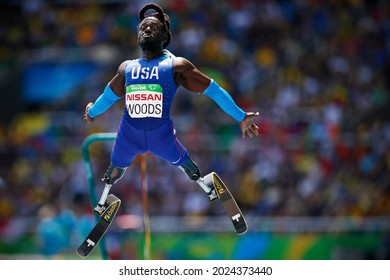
[173,56,195,73]
[118,60,130,74]
[118,59,140,74]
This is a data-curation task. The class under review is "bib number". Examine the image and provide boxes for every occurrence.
[126,84,163,118]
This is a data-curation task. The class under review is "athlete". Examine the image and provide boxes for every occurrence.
[84,3,259,214]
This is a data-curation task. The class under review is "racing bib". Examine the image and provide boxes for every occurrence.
[125,84,163,118]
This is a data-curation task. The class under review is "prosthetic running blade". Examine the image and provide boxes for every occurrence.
[76,194,121,258]
[204,172,248,234]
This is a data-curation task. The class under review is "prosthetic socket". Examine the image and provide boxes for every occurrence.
[94,163,126,214]
[179,158,218,201]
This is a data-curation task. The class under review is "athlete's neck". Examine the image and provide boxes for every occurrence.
[141,48,164,60]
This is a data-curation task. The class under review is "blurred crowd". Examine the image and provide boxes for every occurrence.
[1,0,390,255]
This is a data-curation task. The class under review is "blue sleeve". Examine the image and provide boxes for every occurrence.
[88,84,121,118]
[202,79,246,122]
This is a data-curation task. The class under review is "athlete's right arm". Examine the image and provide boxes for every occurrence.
[84,61,128,122]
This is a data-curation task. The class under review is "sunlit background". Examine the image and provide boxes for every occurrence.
[0,0,389,260]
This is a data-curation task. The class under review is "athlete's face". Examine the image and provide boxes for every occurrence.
[138,17,165,50]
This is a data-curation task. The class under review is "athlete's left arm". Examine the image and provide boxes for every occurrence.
[173,57,259,139]
[84,61,127,122]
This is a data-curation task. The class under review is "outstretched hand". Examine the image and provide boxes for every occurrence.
[240,112,260,139]
[84,102,94,123]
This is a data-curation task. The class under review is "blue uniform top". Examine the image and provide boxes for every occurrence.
[111,54,189,168]
[123,55,177,130]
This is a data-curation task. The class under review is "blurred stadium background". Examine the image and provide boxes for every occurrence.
[0,0,390,260]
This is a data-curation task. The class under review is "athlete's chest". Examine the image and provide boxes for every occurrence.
[129,65,159,80]
[126,58,172,82]
[124,58,176,119]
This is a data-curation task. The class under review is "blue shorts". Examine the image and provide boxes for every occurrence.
[111,118,189,168]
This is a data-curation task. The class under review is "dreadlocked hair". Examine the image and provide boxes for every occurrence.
[138,3,172,48]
